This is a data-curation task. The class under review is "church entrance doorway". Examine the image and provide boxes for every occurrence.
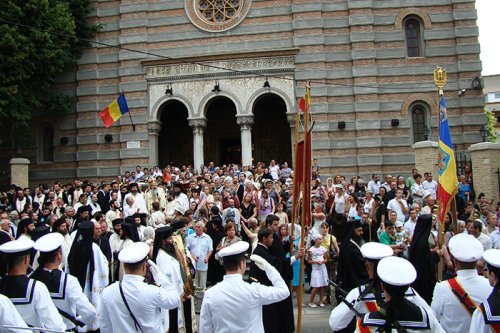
[204,97,240,165]
[252,93,292,165]
[158,100,192,167]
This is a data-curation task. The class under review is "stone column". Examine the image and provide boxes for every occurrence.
[237,115,254,167]
[10,158,30,188]
[411,141,438,177]
[468,142,500,204]
[147,121,162,167]
[188,118,207,173]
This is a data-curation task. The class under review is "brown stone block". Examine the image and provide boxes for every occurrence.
[293,12,322,20]
[357,148,381,155]
[97,31,120,39]
[97,1,119,10]
[121,27,147,36]
[122,158,149,166]
[323,11,349,18]
[96,15,118,24]
[328,113,356,121]
[78,161,98,167]
[97,62,119,70]
[121,12,147,20]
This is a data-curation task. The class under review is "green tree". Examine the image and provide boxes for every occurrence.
[484,108,498,143]
[0,0,96,146]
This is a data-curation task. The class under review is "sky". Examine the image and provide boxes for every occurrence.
[476,0,499,76]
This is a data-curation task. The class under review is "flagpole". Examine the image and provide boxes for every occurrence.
[297,82,310,333]
[434,67,446,282]
[290,111,300,266]
[122,91,136,132]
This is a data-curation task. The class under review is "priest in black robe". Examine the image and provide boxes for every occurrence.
[249,215,305,333]
[336,219,369,292]
[409,214,436,304]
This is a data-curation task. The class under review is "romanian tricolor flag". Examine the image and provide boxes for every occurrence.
[298,81,311,112]
[437,95,458,223]
[99,93,129,128]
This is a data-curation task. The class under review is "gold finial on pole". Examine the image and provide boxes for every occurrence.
[434,66,447,96]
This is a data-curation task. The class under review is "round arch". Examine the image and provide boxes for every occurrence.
[198,91,242,117]
[150,94,194,122]
[246,87,294,116]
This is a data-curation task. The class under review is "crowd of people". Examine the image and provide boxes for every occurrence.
[0,159,499,332]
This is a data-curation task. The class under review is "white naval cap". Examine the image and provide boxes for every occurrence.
[118,242,150,263]
[377,256,416,286]
[217,241,249,258]
[483,249,500,268]
[0,239,34,254]
[360,242,393,260]
[448,233,484,262]
[34,233,64,252]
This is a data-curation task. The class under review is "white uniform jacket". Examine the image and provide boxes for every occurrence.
[199,265,290,333]
[431,269,492,333]
[329,284,433,331]
[1,276,66,332]
[35,269,98,330]
[0,294,30,333]
[100,273,180,333]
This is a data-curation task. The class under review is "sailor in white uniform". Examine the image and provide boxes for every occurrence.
[470,249,500,333]
[355,256,444,332]
[32,232,98,331]
[199,241,290,333]
[329,242,431,332]
[431,233,492,333]
[0,294,30,333]
[100,241,180,332]
[0,238,66,332]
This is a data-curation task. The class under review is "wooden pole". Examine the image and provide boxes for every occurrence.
[451,198,459,235]
[297,84,310,333]
[290,112,300,256]
[434,67,446,282]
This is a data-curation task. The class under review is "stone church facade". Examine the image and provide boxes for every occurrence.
[23,0,484,183]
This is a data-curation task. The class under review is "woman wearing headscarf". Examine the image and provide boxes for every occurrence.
[67,221,109,331]
[409,214,436,304]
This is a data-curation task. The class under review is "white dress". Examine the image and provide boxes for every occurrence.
[310,246,328,288]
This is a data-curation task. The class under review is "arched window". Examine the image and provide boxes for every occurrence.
[41,125,54,162]
[404,17,423,57]
[410,103,430,143]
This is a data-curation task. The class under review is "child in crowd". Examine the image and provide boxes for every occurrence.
[308,234,328,307]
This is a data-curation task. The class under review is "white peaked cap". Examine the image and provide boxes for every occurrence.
[377,256,416,286]
[34,233,64,252]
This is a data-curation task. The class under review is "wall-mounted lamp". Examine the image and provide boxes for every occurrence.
[59,137,69,145]
[458,88,466,97]
[472,76,483,90]
[338,121,346,130]
[263,77,270,89]
[391,119,399,127]
[104,134,113,143]
[165,83,173,97]
[212,81,221,93]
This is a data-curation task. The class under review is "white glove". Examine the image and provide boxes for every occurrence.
[148,259,168,286]
[250,254,270,271]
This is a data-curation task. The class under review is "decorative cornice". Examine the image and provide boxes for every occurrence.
[236,115,254,125]
[286,112,297,126]
[145,57,295,82]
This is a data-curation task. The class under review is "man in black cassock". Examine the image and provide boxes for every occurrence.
[249,215,305,333]
[334,219,369,333]
[336,219,369,292]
